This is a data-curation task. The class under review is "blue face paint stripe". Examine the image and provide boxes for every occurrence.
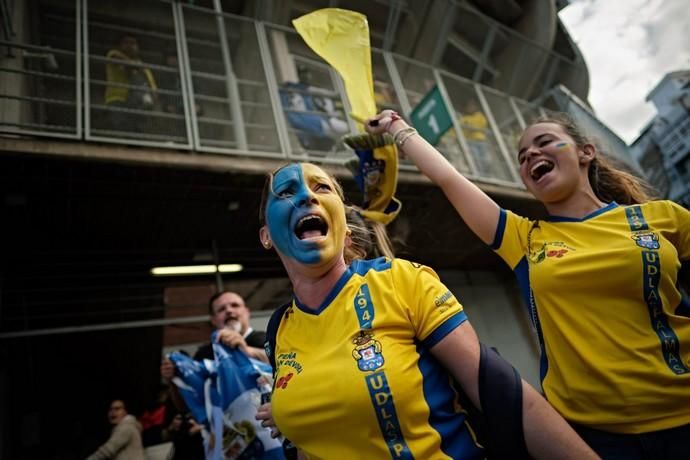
[365,371,414,460]
[625,206,688,374]
[266,164,321,265]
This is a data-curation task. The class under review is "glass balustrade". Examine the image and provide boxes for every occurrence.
[0,0,636,186]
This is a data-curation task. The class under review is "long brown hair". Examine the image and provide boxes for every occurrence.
[259,163,395,264]
[531,114,654,205]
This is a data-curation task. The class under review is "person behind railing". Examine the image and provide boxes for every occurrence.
[158,48,202,118]
[459,99,492,177]
[364,109,690,459]
[104,34,158,133]
[254,160,598,459]
[279,65,349,152]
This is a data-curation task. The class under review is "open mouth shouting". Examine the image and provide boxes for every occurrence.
[295,214,329,241]
[530,159,555,182]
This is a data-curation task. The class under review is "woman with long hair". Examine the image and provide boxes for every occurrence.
[364,110,690,459]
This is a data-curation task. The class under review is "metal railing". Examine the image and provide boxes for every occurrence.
[0,0,630,187]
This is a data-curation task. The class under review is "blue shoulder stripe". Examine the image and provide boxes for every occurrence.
[351,257,392,275]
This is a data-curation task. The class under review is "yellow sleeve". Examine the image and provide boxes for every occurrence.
[666,200,690,261]
[489,208,534,269]
[391,259,467,348]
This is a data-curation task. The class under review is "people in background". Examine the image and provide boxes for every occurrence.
[159,291,267,456]
[104,34,157,132]
[279,65,349,151]
[86,399,145,460]
[365,109,690,460]
[459,99,493,176]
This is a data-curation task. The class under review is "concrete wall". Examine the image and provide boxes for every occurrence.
[438,269,541,388]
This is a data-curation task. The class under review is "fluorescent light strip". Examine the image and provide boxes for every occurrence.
[218,264,243,273]
[150,264,243,276]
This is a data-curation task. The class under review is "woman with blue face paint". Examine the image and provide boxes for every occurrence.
[364,110,690,459]
[256,162,597,460]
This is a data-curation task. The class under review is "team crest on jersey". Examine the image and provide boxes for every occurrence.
[529,241,575,264]
[631,231,660,250]
[352,330,384,372]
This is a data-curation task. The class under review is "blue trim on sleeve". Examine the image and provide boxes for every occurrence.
[421,310,467,349]
[490,208,508,250]
[546,202,618,222]
[416,343,484,459]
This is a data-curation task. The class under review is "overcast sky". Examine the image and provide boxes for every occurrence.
[559,0,690,144]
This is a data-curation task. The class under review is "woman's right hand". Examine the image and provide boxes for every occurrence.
[365,110,409,136]
[256,402,281,438]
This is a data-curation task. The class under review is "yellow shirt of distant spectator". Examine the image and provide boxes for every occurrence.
[460,111,488,141]
[104,49,157,105]
[271,257,483,460]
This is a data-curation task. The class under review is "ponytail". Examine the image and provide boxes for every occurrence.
[588,155,654,205]
[344,206,395,264]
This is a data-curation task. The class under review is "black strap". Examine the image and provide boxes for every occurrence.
[265,302,291,374]
[478,342,529,459]
[264,302,300,460]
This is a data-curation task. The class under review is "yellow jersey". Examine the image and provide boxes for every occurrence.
[491,200,690,433]
[271,257,483,459]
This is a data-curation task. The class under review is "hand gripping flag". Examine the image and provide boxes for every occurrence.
[169,336,283,460]
[344,133,402,225]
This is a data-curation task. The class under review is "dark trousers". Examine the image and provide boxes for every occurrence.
[572,422,690,460]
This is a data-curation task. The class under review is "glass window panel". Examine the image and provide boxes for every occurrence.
[481,88,524,169]
[372,50,401,113]
[87,0,186,144]
[440,73,513,181]
[1,0,79,137]
[392,56,469,173]
[265,25,353,160]
[182,6,280,153]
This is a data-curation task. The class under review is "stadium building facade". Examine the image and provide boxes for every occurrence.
[0,0,639,456]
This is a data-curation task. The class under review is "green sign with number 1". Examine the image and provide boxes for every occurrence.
[409,86,454,146]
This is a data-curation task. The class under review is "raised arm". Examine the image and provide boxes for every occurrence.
[431,322,599,460]
[365,110,501,244]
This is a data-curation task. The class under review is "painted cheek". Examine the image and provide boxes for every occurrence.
[324,197,347,245]
[266,165,322,264]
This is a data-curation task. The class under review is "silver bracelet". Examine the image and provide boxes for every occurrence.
[396,128,418,148]
[392,127,416,146]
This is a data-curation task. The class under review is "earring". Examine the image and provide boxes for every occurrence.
[263,240,272,249]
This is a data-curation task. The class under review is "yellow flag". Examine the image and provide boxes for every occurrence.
[292,8,376,125]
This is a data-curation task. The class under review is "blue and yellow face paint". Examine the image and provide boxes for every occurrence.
[554,141,569,150]
[265,163,348,265]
